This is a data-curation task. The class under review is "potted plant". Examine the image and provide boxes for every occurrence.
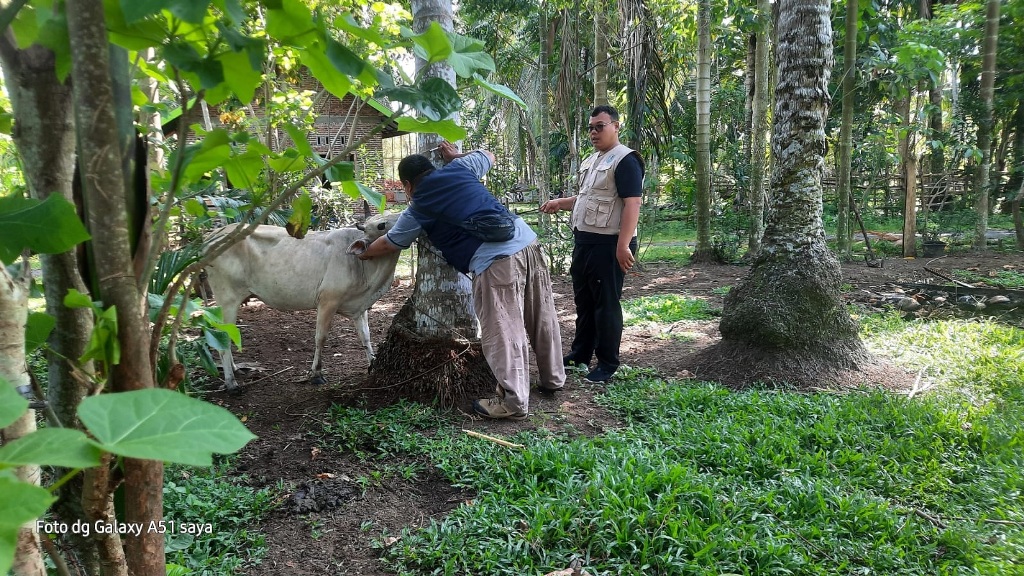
[918,211,947,257]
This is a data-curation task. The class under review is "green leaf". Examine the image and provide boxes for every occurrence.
[335,13,389,47]
[183,135,232,182]
[78,389,256,466]
[394,117,466,142]
[80,305,120,367]
[300,43,352,100]
[268,148,306,173]
[325,37,379,87]
[379,78,460,122]
[206,320,241,350]
[63,288,96,310]
[119,0,168,23]
[408,21,451,64]
[0,194,91,265]
[286,190,312,238]
[265,0,316,46]
[25,312,55,354]
[167,0,210,23]
[0,379,28,429]
[283,124,315,159]
[0,428,103,469]
[163,40,204,74]
[223,149,264,190]
[219,48,263,104]
[104,0,165,50]
[448,33,495,78]
[473,74,527,110]
[356,182,385,211]
[0,477,56,575]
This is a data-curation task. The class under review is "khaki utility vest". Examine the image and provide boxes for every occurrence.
[570,144,636,235]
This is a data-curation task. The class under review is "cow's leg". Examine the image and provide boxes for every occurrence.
[207,277,245,392]
[352,310,374,365]
[310,304,339,386]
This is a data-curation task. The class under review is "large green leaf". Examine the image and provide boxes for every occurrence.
[283,124,315,159]
[448,33,495,78]
[394,117,467,142]
[300,43,352,100]
[25,312,55,354]
[223,149,264,190]
[78,389,256,466]
[335,13,389,47]
[407,22,451,64]
[219,47,263,103]
[0,477,55,575]
[0,428,103,469]
[379,78,460,122]
[265,0,316,46]
[473,74,527,110]
[286,190,312,238]
[325,36,379,87]
[0,194,91,265]
[167,0,211,23]
[104,0,165,50]
[0,379,28,429]
[120,0,167,24]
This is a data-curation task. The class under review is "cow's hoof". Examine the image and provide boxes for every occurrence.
[309,375,327,386]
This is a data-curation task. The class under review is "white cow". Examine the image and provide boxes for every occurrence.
[204,212,402,390]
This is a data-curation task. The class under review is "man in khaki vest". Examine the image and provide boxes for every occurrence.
[540,105,644,383]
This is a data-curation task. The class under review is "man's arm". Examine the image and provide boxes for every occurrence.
[539,196,575,213]
[616,196,641,272]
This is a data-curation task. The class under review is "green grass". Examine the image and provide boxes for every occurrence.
[162,463,280,575]
[952,268,1024,289]
[637,244,693,265]
[305,308,1024,575]
[622,294,718,326]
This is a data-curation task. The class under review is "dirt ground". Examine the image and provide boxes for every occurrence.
[207,249,1022,576]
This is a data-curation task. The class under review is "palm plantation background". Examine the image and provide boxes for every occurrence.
[0,0,1021,574]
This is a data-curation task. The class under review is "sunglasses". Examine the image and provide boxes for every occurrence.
[587,121,616,133]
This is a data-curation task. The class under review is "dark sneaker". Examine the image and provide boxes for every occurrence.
[472,396,528,420]
[584,366,615,384]
[537,384,562,397]
[563,356,588,370]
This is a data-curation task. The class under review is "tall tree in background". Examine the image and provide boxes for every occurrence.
[370,0,495,404]
[691,0,715,262]
[696,0,871,387]
[747,0,772,257]
[836,0,857,257]
[593,0,609,107]
[973,0,999,249]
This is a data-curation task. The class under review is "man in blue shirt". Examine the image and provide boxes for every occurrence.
[352,142,566,420]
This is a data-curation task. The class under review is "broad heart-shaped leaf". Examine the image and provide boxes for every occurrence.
[0,194,90,265]
[283,124,315,159]
[394,117,467,143]
[79,389,256,466]
[223,149,264,190]
[25,312,55,354]
[325,37,379,87]
[0,378,28,429]
[448,33,495,78]
[473,74,527,110]
[300,44,352,100]
[407,22,451,64]
[0,477,56,575]
[265,0,316,46]
[219,47,263,104]
[120,0,168,24]
[335,13,389,47]
[378,78,460,122]
[104,0,165,50]
[168,0,211,23]
[0,427,103,469]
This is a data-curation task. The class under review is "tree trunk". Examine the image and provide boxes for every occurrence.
[973,0,999,250]
[0,35,104,576]
[369,0,497,406]
[835,0,856,258]
[741,33,755,209]
[691,0,716,262]
[699,0,870,388]
[65,1,163,574]
[896,94,917,256]
[747,0,771,258]
[593,0,608,107]
[1,263,45,576]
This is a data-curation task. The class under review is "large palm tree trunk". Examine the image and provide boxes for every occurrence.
[691,0,716,262]
[973,0,999,250]
[696,0,870,388]
[747,0,772,257]
[369,0,496,406]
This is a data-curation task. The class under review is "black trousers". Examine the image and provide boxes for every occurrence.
[566,238,637,371]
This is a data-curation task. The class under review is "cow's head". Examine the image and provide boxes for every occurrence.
[348,211,402,256]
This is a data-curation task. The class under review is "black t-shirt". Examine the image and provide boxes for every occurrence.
[574,151,644,244]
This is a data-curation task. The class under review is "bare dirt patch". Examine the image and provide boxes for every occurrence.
[205,249,1022,575]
